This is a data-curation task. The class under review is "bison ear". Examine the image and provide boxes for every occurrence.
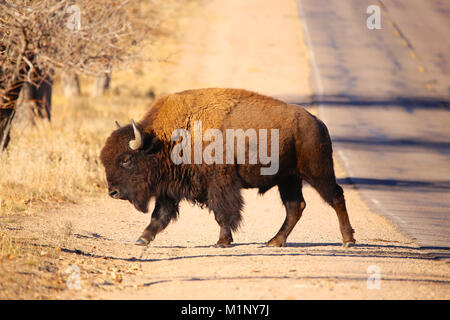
[143,135,162,155]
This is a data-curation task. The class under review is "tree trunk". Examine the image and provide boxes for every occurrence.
[61,71,81,98]
[14,77,53,126]
[33,76,53,121]
[15,82,36,127]
[0,76,53,151]
[91,72,111,97]
[0,108,15,151]
[0,80,23,151]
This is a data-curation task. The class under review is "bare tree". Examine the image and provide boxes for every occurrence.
[0,0,159,149]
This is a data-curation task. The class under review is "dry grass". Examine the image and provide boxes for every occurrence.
[0,232,21,259]
[0,0,198,216]
[0,230,66,299]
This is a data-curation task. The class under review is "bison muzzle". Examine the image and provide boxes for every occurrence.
[99,88,356,248]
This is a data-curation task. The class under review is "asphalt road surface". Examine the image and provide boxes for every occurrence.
[296,0,450,248]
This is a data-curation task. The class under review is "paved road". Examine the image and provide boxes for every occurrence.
[296,0,450,248]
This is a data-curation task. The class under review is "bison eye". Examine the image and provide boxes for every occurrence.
[120,154,133,168]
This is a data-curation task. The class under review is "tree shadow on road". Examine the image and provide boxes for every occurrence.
[288,94,450,111]
[337,177,450,193]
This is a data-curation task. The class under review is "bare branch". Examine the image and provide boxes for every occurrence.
[1,0,164,106]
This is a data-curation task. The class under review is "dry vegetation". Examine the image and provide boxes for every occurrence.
[0,0,200,298]
[0,0,197,216]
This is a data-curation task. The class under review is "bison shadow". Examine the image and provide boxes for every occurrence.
[138,274,450,288]
[57,241,450,262]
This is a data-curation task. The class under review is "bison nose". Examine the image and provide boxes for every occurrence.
[109,188,120,199]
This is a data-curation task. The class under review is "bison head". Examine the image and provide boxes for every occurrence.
[100,120,161,213]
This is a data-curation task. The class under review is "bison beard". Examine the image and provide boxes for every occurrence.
[99,88,356,248]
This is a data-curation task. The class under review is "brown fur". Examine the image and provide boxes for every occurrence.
[100,88,355,247]
[141,88,285,139]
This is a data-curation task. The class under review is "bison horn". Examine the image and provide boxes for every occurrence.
[115,121,121,129]
[129,119,143,150]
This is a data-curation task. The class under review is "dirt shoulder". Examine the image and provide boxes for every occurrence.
[1,0,449,300]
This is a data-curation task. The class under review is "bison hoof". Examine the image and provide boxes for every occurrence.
[267,238,286,247]
[215,243,232,248]
[215,241,232,248]
[343,240,356,248]
[135,237,150,246]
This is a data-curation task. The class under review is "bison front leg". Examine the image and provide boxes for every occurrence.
[135,197,179,246]
[208,184,243,248]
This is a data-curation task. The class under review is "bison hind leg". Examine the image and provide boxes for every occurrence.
[268,176,306,247]
[310,178,355,247]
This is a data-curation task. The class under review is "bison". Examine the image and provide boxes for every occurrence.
[100,88,355,247]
